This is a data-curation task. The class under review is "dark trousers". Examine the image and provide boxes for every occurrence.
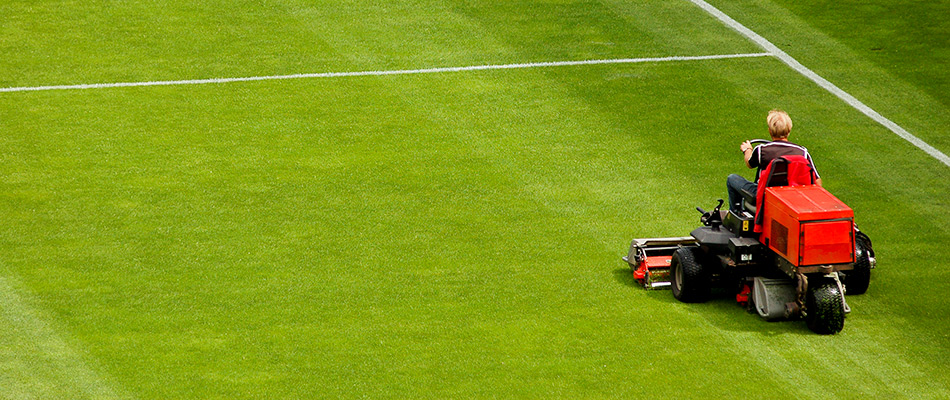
[727,174,758,213]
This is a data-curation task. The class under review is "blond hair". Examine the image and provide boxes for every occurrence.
[767,110,792,139]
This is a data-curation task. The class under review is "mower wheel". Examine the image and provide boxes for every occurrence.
[846,232,873,295]
[805,281,845,334]
[670,246,710,303]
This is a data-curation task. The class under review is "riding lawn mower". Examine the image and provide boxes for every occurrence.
[623,140,876,334]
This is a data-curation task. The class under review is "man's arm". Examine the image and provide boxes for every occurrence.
[806,153,822,187]
[740,141,754,169]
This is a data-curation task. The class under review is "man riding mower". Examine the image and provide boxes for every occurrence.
[623,111,875,334]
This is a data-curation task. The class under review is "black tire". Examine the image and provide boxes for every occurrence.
[805,281,845,334]
[847,232,873,295]
[670,247,710,303]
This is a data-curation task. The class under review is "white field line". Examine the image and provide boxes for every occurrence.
[687,0,950,167]
[0,53,770,93]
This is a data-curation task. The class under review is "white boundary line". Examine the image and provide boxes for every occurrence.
[687,0,950,167]
[0,53,770,93]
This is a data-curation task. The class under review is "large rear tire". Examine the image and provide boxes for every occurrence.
[846,232,873,295]
[670,247,710,303]
[805,281,845,334]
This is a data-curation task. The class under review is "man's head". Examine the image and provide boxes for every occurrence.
[767,110,792,140]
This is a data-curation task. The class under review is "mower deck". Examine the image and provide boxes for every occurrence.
[624,237,696,289]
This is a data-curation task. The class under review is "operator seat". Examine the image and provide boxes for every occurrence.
[752,155,818,232]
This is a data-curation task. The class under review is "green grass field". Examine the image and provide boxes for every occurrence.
[2,0,948,398]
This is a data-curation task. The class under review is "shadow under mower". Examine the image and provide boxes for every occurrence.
[623,152,875,334]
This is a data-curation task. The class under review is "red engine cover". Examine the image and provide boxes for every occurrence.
[760,186,855,266]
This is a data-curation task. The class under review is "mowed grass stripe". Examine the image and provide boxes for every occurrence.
[0,276,124,399]
[693,299,947,399]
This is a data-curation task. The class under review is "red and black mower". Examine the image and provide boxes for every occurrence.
[623,140,876,334]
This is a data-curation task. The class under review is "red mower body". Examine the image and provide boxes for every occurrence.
[760,185,855,269]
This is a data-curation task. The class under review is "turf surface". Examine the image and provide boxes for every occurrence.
[1,0,948,398]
